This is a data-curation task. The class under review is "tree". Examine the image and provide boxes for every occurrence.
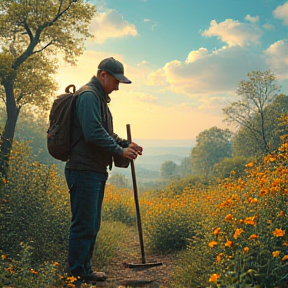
[0,0,96,177]
[108,173,128,188]
[177,156,192,178]
[160,160,177,179]
[223,70,280,156]
[233,94,288,157]
[191,127,233,176]
[212,156,249,179]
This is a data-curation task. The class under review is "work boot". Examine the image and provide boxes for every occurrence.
[82,271,107,282]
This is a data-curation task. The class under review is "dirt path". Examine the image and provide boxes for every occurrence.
[92,229,176,288]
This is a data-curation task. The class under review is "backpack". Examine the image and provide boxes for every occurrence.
[47,84,92,161]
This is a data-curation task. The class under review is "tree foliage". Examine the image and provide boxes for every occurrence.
[160,160,177,179]
[233,94,288,157]
[191,126,233,176]
[0,0,96,176]
[223,70,280,155]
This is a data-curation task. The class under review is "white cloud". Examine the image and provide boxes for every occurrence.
[89,9,138,43]
[263,23,275,30]
[245,14,259,23]
[202,19,263,46]
[265,40,288,80]
[147,46,266,98]
[273,2,288,25]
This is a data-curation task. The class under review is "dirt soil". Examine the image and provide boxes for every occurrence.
[90,230,176,288]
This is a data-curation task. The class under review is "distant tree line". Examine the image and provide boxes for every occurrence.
[160,70,288,180]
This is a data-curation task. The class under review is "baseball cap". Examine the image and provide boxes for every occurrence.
[98,57,131,84]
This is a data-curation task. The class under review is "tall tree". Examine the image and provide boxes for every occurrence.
[0,0,95,177]
[191,126,233,176]
[223,70,280,155]
[232,94,288,157]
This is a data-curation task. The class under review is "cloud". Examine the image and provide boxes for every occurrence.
[273,2,288,25]
[89,9,138,43]
[265,40,288,80]
[202,19,263,46]
[263,23,275,30]
[245,14,259,23]
[147,46,266,97]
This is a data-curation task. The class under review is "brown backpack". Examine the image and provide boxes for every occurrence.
[47,84,93,161]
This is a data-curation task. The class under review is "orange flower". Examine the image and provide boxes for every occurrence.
[209,241,218,248]
[224,214,233,221]
[273,228,286,237]
[225,240,233,247]
[259,189,268,196]
[243,247,249,252]
[244,216,256,226]
[282,255,288,262]
[246,162,253,168]
[283,242,288,247]
[277,211,284,217]
[1,255,7,260]
[234,228,244,239]
[249,234,259,240]
[52,261,59,266]
[250,198,258,204]
[30,268,38,275]
[216,253,224,263]
[209,273,220,284]
[2,178,6,184]
[213,227,221,235]
[272,251,280,257]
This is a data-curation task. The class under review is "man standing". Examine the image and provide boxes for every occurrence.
[65,57,142,282]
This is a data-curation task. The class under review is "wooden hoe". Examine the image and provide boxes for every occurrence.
[124,124,163,269]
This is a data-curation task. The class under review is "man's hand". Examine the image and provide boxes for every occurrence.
[123,142,143,160]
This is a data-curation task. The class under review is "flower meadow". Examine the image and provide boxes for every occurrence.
[0,139,287,287]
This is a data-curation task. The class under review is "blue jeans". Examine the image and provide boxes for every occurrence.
[65,169,107,276]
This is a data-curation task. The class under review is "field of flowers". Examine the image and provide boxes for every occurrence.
[102,141,288,287]
[0,138,287,287]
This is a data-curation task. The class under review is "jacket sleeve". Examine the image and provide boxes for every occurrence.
[76,91,123,155]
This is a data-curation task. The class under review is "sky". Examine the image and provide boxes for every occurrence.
[55,0,288,142]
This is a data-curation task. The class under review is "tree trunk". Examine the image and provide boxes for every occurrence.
[0,80,20,178]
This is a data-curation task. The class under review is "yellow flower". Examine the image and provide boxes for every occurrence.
[209,273,220,284]
[272,251,280,257]
[225,240,233,247]
[209,241,218,248]
[269,157,276,162]
[213,227,221,235]
[243,247,249,252]
[273,228,286,237]
[234,228,244,239]
[1,255,7,260]
[249,234,259,240]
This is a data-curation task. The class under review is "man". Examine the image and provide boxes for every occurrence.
[65,57,142,282]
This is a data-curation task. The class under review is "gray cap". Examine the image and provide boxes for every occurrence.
[98,57,131,84]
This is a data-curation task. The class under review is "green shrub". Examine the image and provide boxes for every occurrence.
[0,141,70,265]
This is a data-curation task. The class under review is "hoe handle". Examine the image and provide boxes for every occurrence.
[126,124,146,264]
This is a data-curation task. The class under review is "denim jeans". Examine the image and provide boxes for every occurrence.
[65,169,107,276]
